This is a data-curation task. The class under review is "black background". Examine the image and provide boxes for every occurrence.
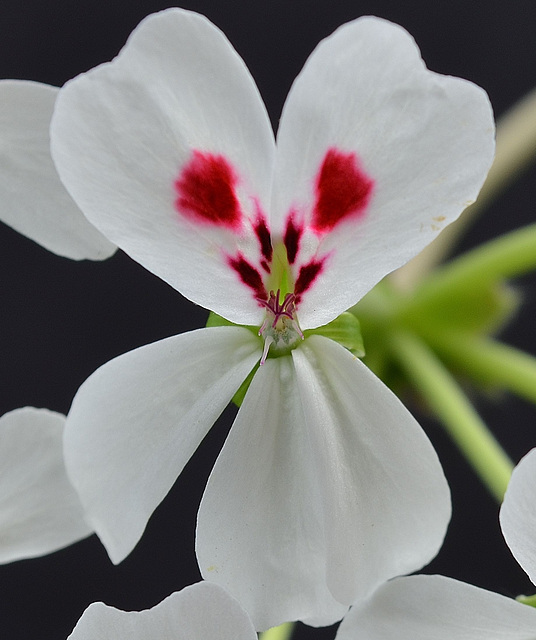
[1,1,536,638]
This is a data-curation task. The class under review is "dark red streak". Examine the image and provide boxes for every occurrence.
[312,148,374,233]
[294,259,324,299]
[228,255,267,300]
[254,216,273,263]
[175,150,242,230]
[283,215,302,264]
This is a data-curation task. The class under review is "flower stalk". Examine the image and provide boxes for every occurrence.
[390,330,514,502]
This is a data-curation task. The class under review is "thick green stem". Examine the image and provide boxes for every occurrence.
[406,223,536,314]
[431,332,536,406]
[259,622,294,640]
[390,330,513,502]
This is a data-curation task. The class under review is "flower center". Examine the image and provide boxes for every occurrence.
[257,289,304,364]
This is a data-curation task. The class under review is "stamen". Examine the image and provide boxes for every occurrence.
[256,288,304,363]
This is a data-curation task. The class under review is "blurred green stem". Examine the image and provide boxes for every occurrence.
[431,332,536,406]
[390,330,513,502]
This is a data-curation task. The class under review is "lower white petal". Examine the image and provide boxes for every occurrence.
[292,336,451,606]
[64,326,261,564]
[68,581,257,640]
[196,354,348,630]
[0,407,92,563]
[0,80,115,260]
[337,575,536,640]
[500,447,536,585]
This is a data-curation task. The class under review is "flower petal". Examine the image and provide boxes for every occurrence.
[51,8,275,324]
[0,80,115,260]
[0,407,92,563]
[64,327,261,564]
[292,336,450,605]
[197,354,348,631]
[197,336,450,629]
[272,17,495,329]
[336,575,536,640]
[500,447,536,585]
[68,582,257,640]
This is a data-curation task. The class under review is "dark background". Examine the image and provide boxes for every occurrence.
[1,1,536,638]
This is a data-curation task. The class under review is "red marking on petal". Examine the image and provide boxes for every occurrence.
[283,214,303,265]
[312,148,374,234]
[254,215,273,263]
[228,254,267,300]
[294,258,324,300]
[175,150,242,230]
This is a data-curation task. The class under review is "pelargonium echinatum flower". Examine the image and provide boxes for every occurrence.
[49,8,494,629]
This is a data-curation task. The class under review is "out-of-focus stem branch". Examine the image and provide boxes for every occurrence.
[390,330,514,502]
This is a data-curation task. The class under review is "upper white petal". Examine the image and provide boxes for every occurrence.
[64,326,261,564]
[0,80,115,260]
[0,407,92,563]
[273,16,495,328]
[197,335,450,629]
[51,8,275,323]
[67,582,257,640]
[337,575,536,640]
[500,447,536,585]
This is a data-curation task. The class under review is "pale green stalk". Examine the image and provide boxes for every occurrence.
[392,87,536,290]
[259,622,294,640]
[430,332,536,406]
[390,330,513,502]
[405,223,536,313]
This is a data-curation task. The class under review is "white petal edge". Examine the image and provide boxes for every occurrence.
[197,336,450,629]
[336,575,536,640]
[0,80,115,260]
[500,447,536,585]
[197,352,348,631]
[272,16,495,329]
[0,407,92,563]
[67,581,257,640]
[51,8,275,323]
[64,326,261,564]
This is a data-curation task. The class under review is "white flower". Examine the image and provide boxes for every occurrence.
[49,8,493,630]
[67,581,257,640]
[335,449,536,640]
[0,407,92,563]
[0,80,115,260]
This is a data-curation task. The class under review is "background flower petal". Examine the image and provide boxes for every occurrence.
[0,407,92,563]
[272,16,495,329]
[500,447,536,585]
[196,355,348,631]
[67,582,257,640]
[0,80,115,260]
[336,575,536,640]
[64,326,261,564]
[51,8,275,324]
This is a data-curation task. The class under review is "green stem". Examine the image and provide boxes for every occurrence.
[258,622,295,640]
[390,330,514,502]
[430,332,536,406]
[406,223,536,313]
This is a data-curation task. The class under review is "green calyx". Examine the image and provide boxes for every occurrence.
[205,310,365,407]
